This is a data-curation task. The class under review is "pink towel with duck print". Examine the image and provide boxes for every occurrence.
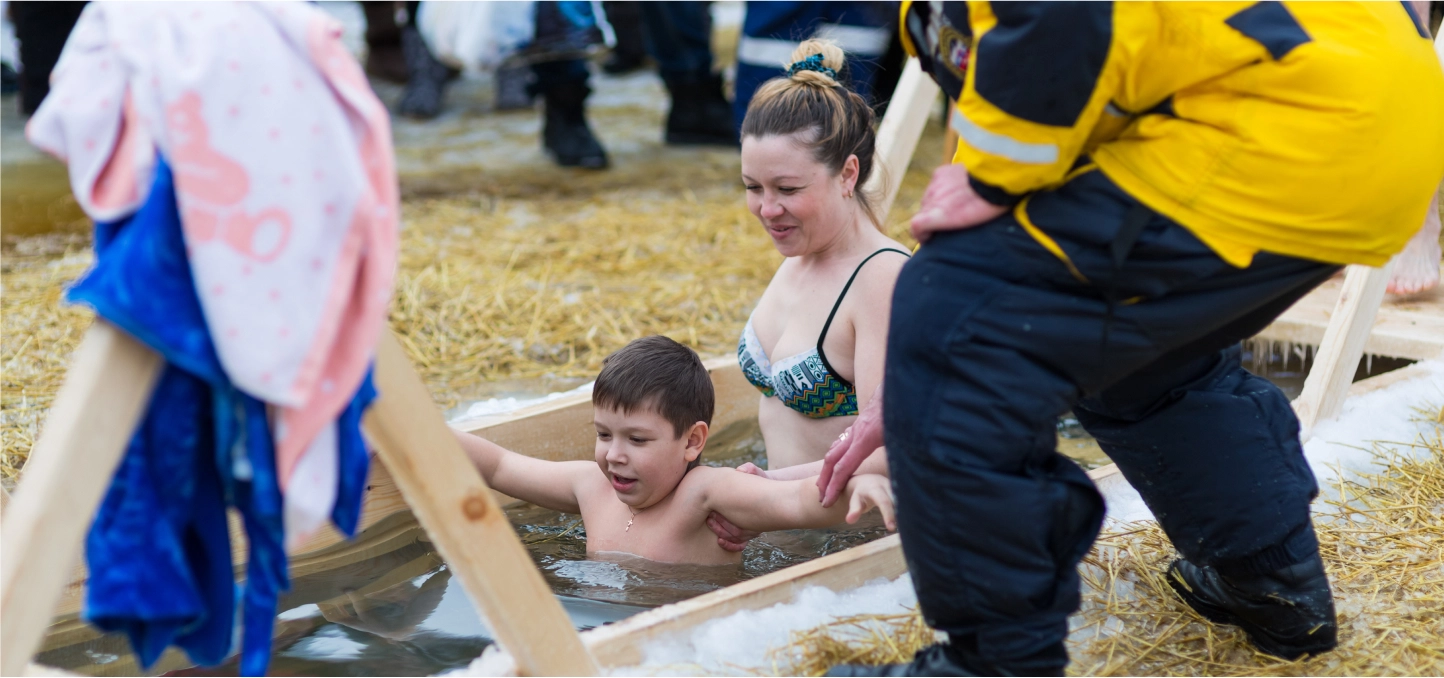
[27,2,399,547]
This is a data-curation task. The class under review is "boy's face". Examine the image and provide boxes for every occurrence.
[593,405,706,510]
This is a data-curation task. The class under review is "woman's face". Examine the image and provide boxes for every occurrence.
[741,133,858,258]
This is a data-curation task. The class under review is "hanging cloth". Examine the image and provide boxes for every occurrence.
[26,1,399,544]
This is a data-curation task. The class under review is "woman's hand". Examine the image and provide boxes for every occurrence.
[846,474,896,531]
[706,511,761,552]
[910,164,1010,243]
[818,384,887,507]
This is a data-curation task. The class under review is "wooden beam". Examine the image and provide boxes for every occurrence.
[865,57,942,222]
[1293,263,1396,436]
[363,331,597,676]
[0,322,162,677]
[1253,263,1444,362]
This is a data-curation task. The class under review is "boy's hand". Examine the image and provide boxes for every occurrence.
[707,511,760,552]
[845,475,896,531]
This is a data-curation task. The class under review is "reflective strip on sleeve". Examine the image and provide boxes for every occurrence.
[952,108,1060,165]
[738,23,891,68]
[737,35,798,68]
[815,23,891,56]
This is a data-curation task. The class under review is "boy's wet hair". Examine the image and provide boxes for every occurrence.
[594,336,715,460]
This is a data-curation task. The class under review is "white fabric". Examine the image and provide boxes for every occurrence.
[416,1,535,72]
[27,1,400,543]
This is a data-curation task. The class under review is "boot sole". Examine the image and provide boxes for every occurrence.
[1167,567,1336,660]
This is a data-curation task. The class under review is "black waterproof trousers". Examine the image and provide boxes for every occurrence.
[884,168,1338,673]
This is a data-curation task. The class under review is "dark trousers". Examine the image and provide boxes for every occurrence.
[538,2,716,90]
[883,168,1336,671]
[11,1,88,116]
[638,1,715,83]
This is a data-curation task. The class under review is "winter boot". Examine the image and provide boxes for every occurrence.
[398,25,451,119]
[495,64,537,111]
[1168,554,1338,659]
[540,80,609,169]
[825,644,975,677]
[662,73,737,146]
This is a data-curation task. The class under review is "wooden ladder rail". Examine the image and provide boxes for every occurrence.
[1292,262,1396,438]
[0,323,596,676]
[864,56,941,221]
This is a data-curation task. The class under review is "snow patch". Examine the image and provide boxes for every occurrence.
[449,381,594,422]
[611,575,919,676]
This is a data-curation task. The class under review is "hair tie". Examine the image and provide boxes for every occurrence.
[787,53,837,80]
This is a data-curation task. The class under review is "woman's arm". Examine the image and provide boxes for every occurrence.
[738,447,889,481]
[451,428,590,513]
[694,467,895,533]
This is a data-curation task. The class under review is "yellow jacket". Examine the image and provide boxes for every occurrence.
[903,1,1444,267]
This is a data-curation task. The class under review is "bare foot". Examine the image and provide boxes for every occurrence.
[1387,190,1442,296]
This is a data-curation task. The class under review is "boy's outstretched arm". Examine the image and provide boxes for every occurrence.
[693,468,896,534]
[450,428,591,514]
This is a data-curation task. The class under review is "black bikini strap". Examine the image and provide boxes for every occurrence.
[815,248,911,390]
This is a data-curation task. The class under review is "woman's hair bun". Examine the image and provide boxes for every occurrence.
[787,39,845,87]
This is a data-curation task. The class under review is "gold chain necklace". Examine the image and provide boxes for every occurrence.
[626,506,640,532]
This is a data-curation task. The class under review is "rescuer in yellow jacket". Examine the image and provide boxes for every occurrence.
[814,3,1444,676]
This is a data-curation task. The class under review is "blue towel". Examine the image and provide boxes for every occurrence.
[71,158,376,675]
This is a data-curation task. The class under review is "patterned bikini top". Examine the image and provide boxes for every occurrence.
[737,248,910,419]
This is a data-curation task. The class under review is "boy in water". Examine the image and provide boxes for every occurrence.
[453,335,894,566]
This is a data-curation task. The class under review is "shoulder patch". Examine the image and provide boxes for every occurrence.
[973,1,1113,128]
[1225,2,1313,60]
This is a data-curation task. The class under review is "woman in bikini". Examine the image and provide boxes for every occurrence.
[732,39,909,480]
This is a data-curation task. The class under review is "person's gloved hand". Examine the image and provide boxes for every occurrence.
[910,164,1010,243]
[706,511,759,552]
[817,384,887,508]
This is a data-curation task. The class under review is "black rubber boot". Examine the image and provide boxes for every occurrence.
[1168,555,1338,659]
[826,644,977,677]
[662,74,737,147]
[398,25,451,120]
[540,81,609,169]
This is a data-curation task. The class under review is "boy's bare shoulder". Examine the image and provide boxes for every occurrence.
[673,465,732,503]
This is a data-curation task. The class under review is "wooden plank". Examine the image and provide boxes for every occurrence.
[865,57,941,221]
[362,331,597,676]
[1254,263,1444,362]
[1293,263,1396,436]
[942,99,959,165]
[0,322,162,677]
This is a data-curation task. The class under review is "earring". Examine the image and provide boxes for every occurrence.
[844,189,854,198]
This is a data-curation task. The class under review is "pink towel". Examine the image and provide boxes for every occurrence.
[28,2,399,545]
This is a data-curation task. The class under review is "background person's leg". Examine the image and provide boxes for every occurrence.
[533,59,608,169]
[637,2,735,146]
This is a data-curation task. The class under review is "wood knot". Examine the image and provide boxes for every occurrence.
[461,492,489,521]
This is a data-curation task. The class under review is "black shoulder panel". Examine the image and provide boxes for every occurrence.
[1399,1,1430,38]
[1224,2,1313,60]
[972,1,1114,128]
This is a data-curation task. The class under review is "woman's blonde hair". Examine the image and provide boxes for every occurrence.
[740,39,884,229]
